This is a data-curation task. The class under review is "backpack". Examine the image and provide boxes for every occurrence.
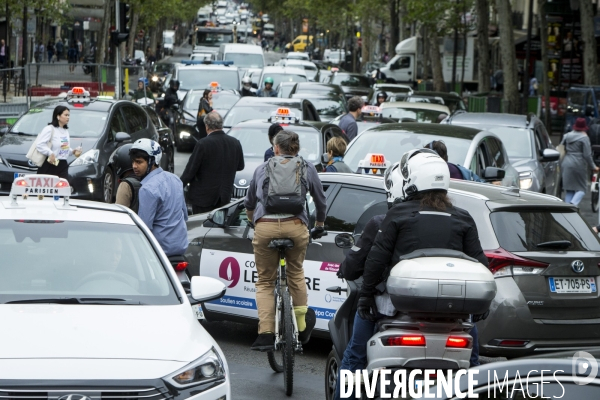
[122,176,142,213]
[261,155,308,214]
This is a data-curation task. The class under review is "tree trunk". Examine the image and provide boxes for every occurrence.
[538,0,551,130]
[389,0,399,48]
[97,0,110,64]
[428,28,444,91]
[475,0,491,92]
[495,0,519,113]
[580,0,598,85]
[22,3,28,66]
[127,5,139,57]
[149,27,158,59]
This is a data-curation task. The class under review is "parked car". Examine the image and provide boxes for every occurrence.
[444,112,561,195]
[186,172,600,359]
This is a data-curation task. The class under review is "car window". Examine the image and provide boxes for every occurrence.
[477,143,490,173]
[11,108,108,138]
[325,187,386,232]
[490,211,600,252]
[121,105,147,135]
[109,109,127,141]
[145,107,162,128]
[534,125,548,151]
[485,137,505,168]
[485,127,533,159]
[331,74,370,87]
[177,69,240,91]
[0,221,179,304]
[381,107,445,123]
[261,73,307,89]
[398,57,410,69]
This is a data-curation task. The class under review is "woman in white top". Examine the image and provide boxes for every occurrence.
[36,105,82,179]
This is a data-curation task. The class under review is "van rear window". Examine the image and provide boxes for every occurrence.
[489,211,600,252]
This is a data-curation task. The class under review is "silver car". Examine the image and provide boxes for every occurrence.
[443,112,561,196]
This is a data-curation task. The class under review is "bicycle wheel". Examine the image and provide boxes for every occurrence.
[282,290,295,396]
[267,349,283,372]
[592,190,599,213]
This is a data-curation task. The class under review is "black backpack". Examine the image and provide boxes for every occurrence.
[122,176,142,213]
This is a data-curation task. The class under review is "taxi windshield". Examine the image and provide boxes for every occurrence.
[262,73,307,89]
[343,131,471,171]
[178,69,239,91]
[228,127,320,162]
[10,108,108,138]
[196,31,234,46]
[381,107,444,123]
[224,53,264,68]
[0,221,179,305]
[223,105,303,127]
[184,91,239,112]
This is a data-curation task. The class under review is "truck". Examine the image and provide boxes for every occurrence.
[380,36,475,86]
[162,30,175,55]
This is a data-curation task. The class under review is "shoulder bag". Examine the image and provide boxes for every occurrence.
[26,126,54,167]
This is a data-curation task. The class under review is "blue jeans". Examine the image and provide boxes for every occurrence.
[565,190,585,206]
[333,313,481,400]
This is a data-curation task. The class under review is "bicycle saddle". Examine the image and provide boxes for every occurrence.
[268,238,295,249]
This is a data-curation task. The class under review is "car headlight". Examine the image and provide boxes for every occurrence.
[519,172,533,190]
[165,347,226,389]
[151,75,159,82]
[70,149,99,166]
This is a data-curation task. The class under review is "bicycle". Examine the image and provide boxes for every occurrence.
[245,222,326,396]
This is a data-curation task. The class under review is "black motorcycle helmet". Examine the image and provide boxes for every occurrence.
[113,144,134,178]
[376,91,387,103]
[169,79,180,91]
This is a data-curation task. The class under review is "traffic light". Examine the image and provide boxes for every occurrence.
[110,3,131,46]
[121,80,125,97]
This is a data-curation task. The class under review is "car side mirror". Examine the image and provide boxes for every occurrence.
[208,208,227,227]
[0,126,8,137]
[482,166,506,180]
[190,276,226,303]
[335,233,354,249]
[115,132,132,143]
[541,148,560,162]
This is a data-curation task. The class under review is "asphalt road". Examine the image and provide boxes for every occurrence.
[163,43,600,399]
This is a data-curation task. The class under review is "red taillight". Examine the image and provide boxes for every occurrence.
[484,247,549,274]
[386,335,426,346]
[446,336,471,348]
[174,261,188,271]
[72,103,84,108]
[498,340,529,347]
[15,180,27,187]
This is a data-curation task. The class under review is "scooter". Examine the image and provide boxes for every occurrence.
[325,242,497,400]
[82,54,96,75]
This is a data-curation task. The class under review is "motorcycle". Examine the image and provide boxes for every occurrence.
[82,54,96,75]
[325,241,497,399]
[122,57,141,75]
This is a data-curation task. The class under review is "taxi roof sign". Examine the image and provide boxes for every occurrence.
[357,153,390,175]
[67,87,91,103]
[268,108,298,123]
[9,175,73,209]
[208,81,222,92]
[361,105,381,116]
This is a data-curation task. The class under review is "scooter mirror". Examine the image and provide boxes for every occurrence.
[335,233,354,249]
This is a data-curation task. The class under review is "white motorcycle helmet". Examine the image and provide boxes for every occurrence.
[242,76,252,88]
[384,148,449,204]
[129,138,162,175]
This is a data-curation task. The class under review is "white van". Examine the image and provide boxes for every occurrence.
[217,43,265,80]
[262,23,275,38]
[162,30,175,55]
[197,9,211,25]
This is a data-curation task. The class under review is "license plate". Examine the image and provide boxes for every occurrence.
[549,277,597,293]
[192,304,205,319]
[13,173,25,180]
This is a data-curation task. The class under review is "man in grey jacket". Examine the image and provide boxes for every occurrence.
[244,130,327,351]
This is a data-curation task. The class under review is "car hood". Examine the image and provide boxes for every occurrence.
[0,134,98,165]
[0,304,214,362]
[235,157,263,188]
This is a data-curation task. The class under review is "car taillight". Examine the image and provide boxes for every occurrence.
[446,336,472,349]
[174,261,188,271]
[498,340,529,347]
[384,335,426,346]
[484,248,549,277]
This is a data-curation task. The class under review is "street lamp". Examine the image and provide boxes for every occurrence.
[232,21,238,43]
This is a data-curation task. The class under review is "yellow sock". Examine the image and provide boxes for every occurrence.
[294,306,308,331]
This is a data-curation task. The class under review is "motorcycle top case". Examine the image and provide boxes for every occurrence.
[386,251,497,315]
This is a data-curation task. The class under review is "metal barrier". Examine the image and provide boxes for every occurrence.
[0,67,29,126]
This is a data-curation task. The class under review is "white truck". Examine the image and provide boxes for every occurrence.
[380,36,474,85]
[162,30,175,55]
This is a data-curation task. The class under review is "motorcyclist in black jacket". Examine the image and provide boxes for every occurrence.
[333,148,488,400]
[158,79,180,123]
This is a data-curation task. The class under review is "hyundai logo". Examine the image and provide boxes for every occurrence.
[57,395,92,400]
[239,179,247,185]
[571,260,585,273]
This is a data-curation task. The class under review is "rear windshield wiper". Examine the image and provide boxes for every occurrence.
[5,297,144,305]
[536,240,572,249]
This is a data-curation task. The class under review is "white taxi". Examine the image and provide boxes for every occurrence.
[0,175,230,399]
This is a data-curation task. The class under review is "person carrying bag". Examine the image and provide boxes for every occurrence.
[27,105,82,179]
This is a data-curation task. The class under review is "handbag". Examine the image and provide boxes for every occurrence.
[26,127,54,167]
[556,138,566,161]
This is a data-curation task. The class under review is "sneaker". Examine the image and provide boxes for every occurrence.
[251,333,274,351]
[298,308,316,344]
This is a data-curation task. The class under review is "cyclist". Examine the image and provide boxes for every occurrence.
[113,144,141,212]
[241,76,257,97]
[132,77,154,101]
[256,77,278,97]
[333,149,488,400]
[129,139,188,257]
[244,130,327,351]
